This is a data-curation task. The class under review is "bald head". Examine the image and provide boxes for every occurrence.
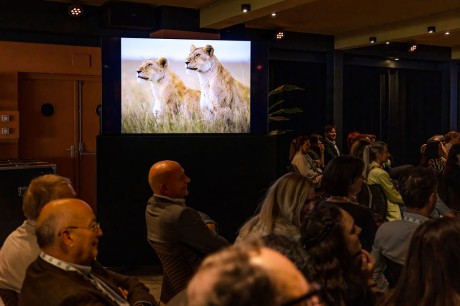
[148,160,190,199]
[36,198,101,265]
[187,240,313,306]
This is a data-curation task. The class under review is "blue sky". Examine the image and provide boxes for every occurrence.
[121,38,250,62]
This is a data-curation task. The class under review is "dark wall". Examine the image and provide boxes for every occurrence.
[97,134,277,267]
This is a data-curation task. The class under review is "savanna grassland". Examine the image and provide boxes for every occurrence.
[121,59,250,133]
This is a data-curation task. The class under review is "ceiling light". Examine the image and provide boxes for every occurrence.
[275,30,285,40]
[241,4,251,13]
[445,31,450,35]
[409,43,417,52]
[369,37,377,44]
[271,12,277,17]
[427,26,436,33]
[385,41,390,45]
[68,3,84,17]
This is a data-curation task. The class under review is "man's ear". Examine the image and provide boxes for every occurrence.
[59,229,74,248]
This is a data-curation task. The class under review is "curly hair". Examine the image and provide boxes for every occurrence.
[382,217,460,306]
[237,172,314,241]
[300,204,364,306]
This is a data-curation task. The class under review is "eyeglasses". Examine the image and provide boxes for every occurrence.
[59,222,101,235]
[281,283,322,306]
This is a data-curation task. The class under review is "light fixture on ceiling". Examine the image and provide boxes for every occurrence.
[409,43,418,52]
[445,31,450,35]
[385,41,390,45]
[68,3,84,17]
[427,26,436,33]
[275,30,285,40]
[241,4,251,13]
[369,37,377,44]
[271,12,277,17]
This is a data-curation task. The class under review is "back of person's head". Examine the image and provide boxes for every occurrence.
[22,174,75,221]
[363,141,387,166]
[321,156,364,197]
[294,136,309,152]
[398,166,436,209]
[262,233,314,282]
[386,217,460,306]
[420,140,442,166]
[239,172,314,240]
[445,131,460,144]
[347,131,360,148]
[186,239,313,306]
[349,138,371,159]
[445,143,460,174]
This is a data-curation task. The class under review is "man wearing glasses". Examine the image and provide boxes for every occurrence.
[19,198,157,306]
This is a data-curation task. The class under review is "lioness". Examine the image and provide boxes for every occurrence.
[137,57,200,116]
[185,45,250,121]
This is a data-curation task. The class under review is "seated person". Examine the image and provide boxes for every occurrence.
[236,172,316,243]
[0,174,76,306]
[19,198,157,306]
[372,167,437,293]
[185,238,323,306]
[291,136,322,186]
[146,160,228,304]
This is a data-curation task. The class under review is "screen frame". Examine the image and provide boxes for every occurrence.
[101,37,269,134]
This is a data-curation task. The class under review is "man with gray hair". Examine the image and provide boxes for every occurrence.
[0,174,76,306]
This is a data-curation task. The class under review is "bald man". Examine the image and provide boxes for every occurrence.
[146,160,228,304]
[19,198,157,306]
[185,239,323,306]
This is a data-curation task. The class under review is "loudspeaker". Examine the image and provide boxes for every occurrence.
[102,2,156,30]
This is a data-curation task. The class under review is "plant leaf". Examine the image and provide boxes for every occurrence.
[268,99,285,111]
[269,84,305,96]
[269,116,290,121]
[270,107,303,116]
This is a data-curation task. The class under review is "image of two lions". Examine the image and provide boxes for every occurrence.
[136,44,250,122]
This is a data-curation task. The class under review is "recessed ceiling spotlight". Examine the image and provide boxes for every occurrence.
[427,26,436,33]
[68,3,84,17]
[275,30,285,40]
[241,4,251,13]
[369,37,377,44]
[271,12,277,17]
[445,31,450,35]
[394,58,399,61]
[385,41,390,45]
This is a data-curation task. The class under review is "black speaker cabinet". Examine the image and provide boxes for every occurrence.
[0,161,56,246]
[97,135,277,267]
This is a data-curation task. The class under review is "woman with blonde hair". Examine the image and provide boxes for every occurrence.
[236,172,316,242]
[364,141,404,221]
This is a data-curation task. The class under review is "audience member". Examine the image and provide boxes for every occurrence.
[237,172,316,242]
[19,198,157,306]
[324,124,340,165]
[320,156,377,251]
[308,134,325,169]
[420,140,447,175]
[0,174,76,306]
[444,130,460,153]
[350,138,372,161]
[301,204,376,306]
[146,160,228,304]
[364,141,404,221]
[371,167,437,293]
[380,217,460,306]
[346,131,361,153]
[290,136,322,185]
[186,238,323,306]
[444,143,460,209]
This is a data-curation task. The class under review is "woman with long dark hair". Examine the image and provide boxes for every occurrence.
[301,204,376,306]
[381,217,460,306]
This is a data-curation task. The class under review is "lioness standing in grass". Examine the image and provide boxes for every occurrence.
[185,45,250,129]
[137,57,200,117]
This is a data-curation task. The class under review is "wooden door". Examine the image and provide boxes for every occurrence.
[18,73,100,210]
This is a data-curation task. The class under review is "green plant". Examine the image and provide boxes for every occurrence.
[268,84,304,135]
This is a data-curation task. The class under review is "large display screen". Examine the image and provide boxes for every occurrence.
[101,37,268,134]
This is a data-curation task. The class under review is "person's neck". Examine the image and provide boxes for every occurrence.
[405,206,431,218]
